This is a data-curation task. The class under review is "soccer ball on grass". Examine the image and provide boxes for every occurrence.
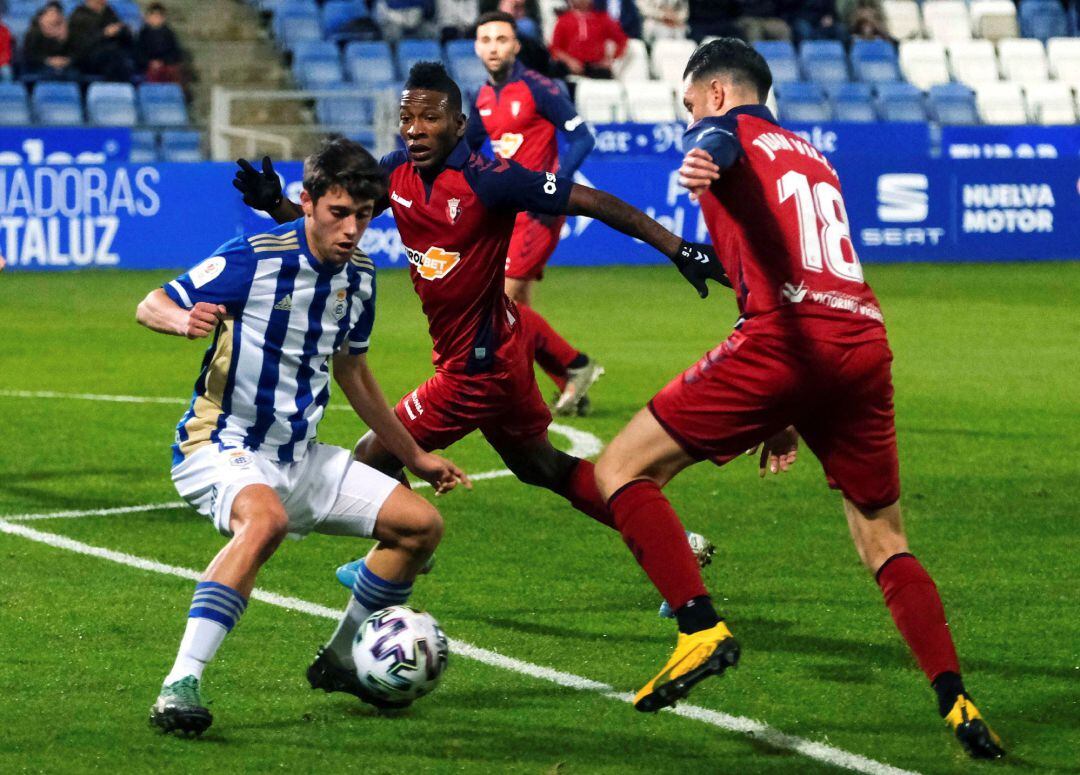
[352,606,449,704]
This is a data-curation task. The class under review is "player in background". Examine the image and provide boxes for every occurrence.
[137,138,469,736]
[469,11,602,416]
[233,62,728,624]
[592,39,1004,759]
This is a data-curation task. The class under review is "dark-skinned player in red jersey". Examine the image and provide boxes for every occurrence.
[592,39,1005,759]
[468,11,602,417]
[232,61,730,661]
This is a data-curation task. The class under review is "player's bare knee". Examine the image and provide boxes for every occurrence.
[233,508,289,559]
[400,503,443,556]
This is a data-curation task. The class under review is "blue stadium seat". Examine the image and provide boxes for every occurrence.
[445,40,487,90]
[32,82,83,125]
[130,129,158,163]
[278,16,322,51]
[396,39,442,78]
[86,82,138,126]
[161,130,202,162]
[774,81,832,122]
[799,40,848,85]
[3,11,32,39]
[138,83,189,126]
[876,82,927,122]
[316,85,378,127]
[345,41,396,85]
[754,40,799,83]
[1019,0,1069,41]
[828,82,876,122]
[293,43,344,88]
[928,83,980,124]
[0,82,31,125]
[321,0,369,37]
[850,39,901,84]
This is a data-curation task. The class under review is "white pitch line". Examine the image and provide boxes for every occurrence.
[2,501,188,522]
[0,517,919,775]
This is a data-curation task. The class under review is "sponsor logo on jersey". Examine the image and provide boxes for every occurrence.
[332,289,347,320]
[542,171,558,195]
[479,108,493,116]
[391,191,413,208]
[876,174,928,222]
[405,245,461,280]
[511,100,521,117]
[781,281,808,303]
[402,389,424,420]
[273,293,293,311]
[190,256,226,288]
[493,132,524,159]
[564,115,584,132]
[446,197,462,224]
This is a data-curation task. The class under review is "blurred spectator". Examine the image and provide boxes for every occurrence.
[136,3,185,84]
[787,0,845,42]
[838,0,890,41]
[22,2,77,81]
[639,0,688,42]
[496,0,541,40]
[69,0,136,81]
[735,0,791,41]
[594,0,642,39]
[436,0,478,41]
[0,15,12,81]
[550,0,628,79]
[687,0,740,41]
[375,0,436,42]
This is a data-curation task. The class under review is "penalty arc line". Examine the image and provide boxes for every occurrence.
[0,517,920,775]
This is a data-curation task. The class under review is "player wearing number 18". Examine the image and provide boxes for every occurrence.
[593,38,1005,760]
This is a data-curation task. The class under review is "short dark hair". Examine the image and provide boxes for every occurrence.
[303,135,387,204]
[147,2,166,13]
[404,61,463,112]
[475,10,517,32]
[683,38,772,103]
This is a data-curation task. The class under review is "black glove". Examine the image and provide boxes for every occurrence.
[670,240,732,299]
[232,156,283,212]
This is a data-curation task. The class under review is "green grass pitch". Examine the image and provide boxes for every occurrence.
[0,263,1076,774]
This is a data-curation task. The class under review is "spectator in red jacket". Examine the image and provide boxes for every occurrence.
[0,17,13,81]
[550,0,628,79]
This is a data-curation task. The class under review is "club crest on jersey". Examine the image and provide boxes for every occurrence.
[228,450,253,467]
[446,197,462,224]
[494,132,524,159]
[332,289,348,320]
[405,245,461,281]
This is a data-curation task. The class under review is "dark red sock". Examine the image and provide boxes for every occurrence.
[518,304,578,390]
[607,479,707,611]
[555,459,614,528]
[876,553,960,683]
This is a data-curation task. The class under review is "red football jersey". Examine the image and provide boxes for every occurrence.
[380,142,574,373]
[466,62,583,173]
[685,105,886,342]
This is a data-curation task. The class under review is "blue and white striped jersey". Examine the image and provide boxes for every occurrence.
[163,217,376,465]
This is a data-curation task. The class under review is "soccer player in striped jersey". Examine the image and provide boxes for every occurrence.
[137,138,469,736]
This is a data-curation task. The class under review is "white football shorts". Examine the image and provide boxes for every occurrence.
[171,442,399,538]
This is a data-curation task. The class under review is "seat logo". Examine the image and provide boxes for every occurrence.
[406,245,461,280]
[877,174,928,222]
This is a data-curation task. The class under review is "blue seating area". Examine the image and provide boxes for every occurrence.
[2,81,190,128]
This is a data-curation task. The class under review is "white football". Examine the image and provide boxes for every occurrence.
[352,606,449,704]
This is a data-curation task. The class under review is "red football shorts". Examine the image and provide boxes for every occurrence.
[505,211,565,281]
[649,324,900,511]
[394,357,553,452]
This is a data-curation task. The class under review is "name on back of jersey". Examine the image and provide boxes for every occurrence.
[405,245,461,280]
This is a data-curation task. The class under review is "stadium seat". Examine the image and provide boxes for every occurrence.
[923,1,973,43]
[799,40,849,86]
[32,82,83,125]
[899,39,951,91]
[3,11,32,39]
[161,130,203,162]
[625,80,676,122]
[829,82,877,122]
[615,38,651,81]
[86,82,138,126]
[876,81,927,121]
[138,83,189,126]
[928,82,980,123]
[293,44,344,88]
[850,39,901,84]
[273,1,319,38]
[1046,37,1080,89]
[774,81,831,122]
[974,81,1027,123]
[651,39,697,86]
[753,40,799,83]
[316,86,378,127]
[1019,0,1069,41]
[397,39,443,79]
[344,41,396,85]
[278,16,322,52]
[445,40,488,91]
[130,129,158,163]
[1023,81,1078,123]
[882,0,922,40]
[998,38,1049,87]
[0,82,31,125]
[321,0,369,37]
[574,79,627,122]
[970,0,1020,41]
[948,40,999,88]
